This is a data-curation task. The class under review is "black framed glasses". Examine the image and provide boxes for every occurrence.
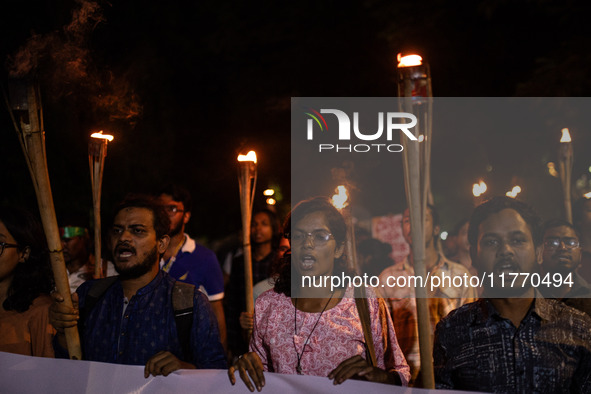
[543,237,580,250]
[164,205,185,216]
[0,242,19,257]
[290,230,334,246]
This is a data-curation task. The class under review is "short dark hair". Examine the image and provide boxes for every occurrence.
[157,184,192,213]
[252,209,282,250]
[542,218,579,239]
[468,196,542,248]
[0,205,53,312]
[284,197,347,246]
[114,194,170,239]
[274,196,348,297]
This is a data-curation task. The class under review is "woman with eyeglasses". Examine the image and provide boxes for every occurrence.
[0,205,55,357]
[228,197,409,391]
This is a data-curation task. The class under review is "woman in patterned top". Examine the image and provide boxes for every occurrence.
[0,205,55,357]
[228,197,409,391]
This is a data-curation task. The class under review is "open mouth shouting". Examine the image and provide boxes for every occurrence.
[115,243,136,262]
[299,254,316,271]
[493,258,520,276]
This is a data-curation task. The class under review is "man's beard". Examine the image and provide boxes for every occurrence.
[169,219,183,237]
[114,245,159,280]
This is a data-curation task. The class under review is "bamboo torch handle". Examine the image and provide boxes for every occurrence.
[20,83,82,360]
[90,141,106,279]
[239,163,255,339]
[27,134,82,360]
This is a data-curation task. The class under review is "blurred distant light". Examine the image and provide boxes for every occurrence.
[418,135,425,142]
[506,186,522,198]
[585,192,591,199]
[263,189,275,196]
[440,231,448,241]
[486,165,493,172]
[547,162,559,177]
[560,128,571,143]
[266,198,276,205]
[472,180,487,197]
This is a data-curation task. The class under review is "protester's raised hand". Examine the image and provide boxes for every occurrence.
[48,291,79,332]
[328,355,400,385]
[239,311,254,330]
[144,350,195,378]
[228,352,265,392]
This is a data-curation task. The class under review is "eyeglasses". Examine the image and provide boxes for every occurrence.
[0,242,19,257]
[164,205,185,216]
[290,230,334,246]
[543,237,580,250]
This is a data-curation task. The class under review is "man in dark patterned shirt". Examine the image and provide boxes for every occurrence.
[433,196,591,392]
[539,218,591,317]
[50,195,226,376]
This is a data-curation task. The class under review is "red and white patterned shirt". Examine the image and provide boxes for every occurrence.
[250,287,410,385]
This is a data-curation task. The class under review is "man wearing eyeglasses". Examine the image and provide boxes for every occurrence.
[540,218,591,316]
[157,184,226,350]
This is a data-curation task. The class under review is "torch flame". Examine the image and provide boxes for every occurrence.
[331,185,349,209]
[237,151,257,163]
[506,186,522,198]
[547,162,559,177]
[560,128,571,143]
[472,180,487,197]
[90,131,114,142]
[397,53,423,68]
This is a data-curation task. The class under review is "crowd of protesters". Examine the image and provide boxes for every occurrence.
[2,190,591,392]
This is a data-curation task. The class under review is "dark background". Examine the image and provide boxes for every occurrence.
[1,0,591,247]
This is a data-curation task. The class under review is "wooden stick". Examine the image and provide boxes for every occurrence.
[558,141,573,223]
[238,159,257,338]
[397,64,435,388]
[89,139,107,278]
[7,81,82,360]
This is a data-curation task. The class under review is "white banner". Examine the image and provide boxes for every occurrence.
[1,351,476,393]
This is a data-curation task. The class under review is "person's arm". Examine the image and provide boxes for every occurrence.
[328,355,402,385]
[330,297,409,386]
[228,352,265,392]
[30,296,56,357]
[209,299,227,350]
[144,351,195,378]
[192,290,227,369]
[201,249,228,350]
[48,291,80,357]
[228,299,267,392]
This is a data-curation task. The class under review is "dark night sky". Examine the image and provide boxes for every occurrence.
[1,0,591,246]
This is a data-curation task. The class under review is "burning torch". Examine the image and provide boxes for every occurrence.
[89,131,114,278]
[558,128,574,223]
[396,52,435,389]
[4,80,82,359]
[237,150,257,338]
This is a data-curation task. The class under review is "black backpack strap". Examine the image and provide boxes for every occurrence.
[172,281,195,362]
[78,276,119,338]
